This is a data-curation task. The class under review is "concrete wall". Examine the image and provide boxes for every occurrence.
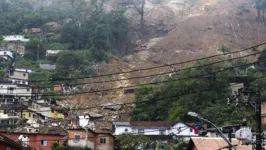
[114,125,133,135]
[0,142,22,150]
[67,129,96,149]
[10,71,29,80]
[95,134,114,150]
[0,132,65,150]
[170,122,198,136]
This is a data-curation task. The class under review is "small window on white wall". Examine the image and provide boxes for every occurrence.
[125,128,128,132]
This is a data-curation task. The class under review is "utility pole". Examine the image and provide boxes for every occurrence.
[37,44,39,62]
[256,82,262,150]
[228,80,263,149]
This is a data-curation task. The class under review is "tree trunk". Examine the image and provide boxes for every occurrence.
[258,9,261,21]
[263,9,265,24]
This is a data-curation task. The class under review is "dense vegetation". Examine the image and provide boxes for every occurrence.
[0,0,129,80]
[131,55,265,126]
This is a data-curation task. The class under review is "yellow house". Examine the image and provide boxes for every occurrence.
[50,111,64,119]
[22,110,38,122]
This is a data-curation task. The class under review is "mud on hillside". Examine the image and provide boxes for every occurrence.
[62,0,266,121]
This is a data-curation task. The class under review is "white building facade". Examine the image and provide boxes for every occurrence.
[113,121,199,137]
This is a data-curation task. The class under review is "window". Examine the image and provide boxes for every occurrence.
[138,129,144,134]
[27,88,30,92]
[160,130,166,135]
[28,113,31,117]
[23,73,26,77]
[74,135,80,142]
[8,88,14,94]
[100,138,106,144]
[125,128,128,132]
[41,140,47,146]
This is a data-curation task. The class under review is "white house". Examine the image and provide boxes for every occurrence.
[10,68,32,81]
[0,51,13,59]
[113,121,199,137]
[0,83,32,97]
[3,35,30,43]
[46,50,65,56]
[113,122,132,135]
[28,103,50,118]
[169,122,198,136]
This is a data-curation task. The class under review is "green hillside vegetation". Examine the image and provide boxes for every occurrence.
[132,55,266,126]
[0,0,129,81]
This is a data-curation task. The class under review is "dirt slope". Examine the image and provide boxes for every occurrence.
[63,0,266,121]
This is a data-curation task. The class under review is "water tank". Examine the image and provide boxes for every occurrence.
[235,127,252,141]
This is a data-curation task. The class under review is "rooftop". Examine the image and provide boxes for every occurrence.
[188,137,255,150]
[130,121,172,127]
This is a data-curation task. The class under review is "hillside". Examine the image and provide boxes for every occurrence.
[62,0,266,121]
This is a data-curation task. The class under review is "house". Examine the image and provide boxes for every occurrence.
[39,63,56,70]
[169,122,199,137]
[46,50,64,56]
[0,110,20,127]
[186,137,254,150]
[45,22,61,30]
[0,82,32,97]
[1,40,27,55]
[28,102,64,120]
[206,124,241,139]
[7,68,32,85]
[10,68,32,80]
[0,133,31,150]
[67,128,114,150]
[3,35,30,43]
[0,126,66,150]
[113,121,173,135]
[53,84,64,92]
[23,28,42,33]
[0,51,13,59]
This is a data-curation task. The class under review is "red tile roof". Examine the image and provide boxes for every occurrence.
[190,137,254,150]
[130,121,172,127]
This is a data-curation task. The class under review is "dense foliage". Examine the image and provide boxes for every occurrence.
[0,0,129,80]
[117,133,152,150]
[132,57,255,126]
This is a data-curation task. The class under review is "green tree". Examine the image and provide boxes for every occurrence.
[132,57,253,126]
[51,141,64,150]
[26,39,45,61]
[219,45,230,54]
[257,49,266,73]
[117,133,151,150]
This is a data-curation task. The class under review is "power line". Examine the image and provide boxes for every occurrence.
[2,126,195,143]
[0,58,262,98]
[36,59,266,97]
[10,76,266,114]
[30,50,264,86]
[29,42,266,82]
[2,49,263,92]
